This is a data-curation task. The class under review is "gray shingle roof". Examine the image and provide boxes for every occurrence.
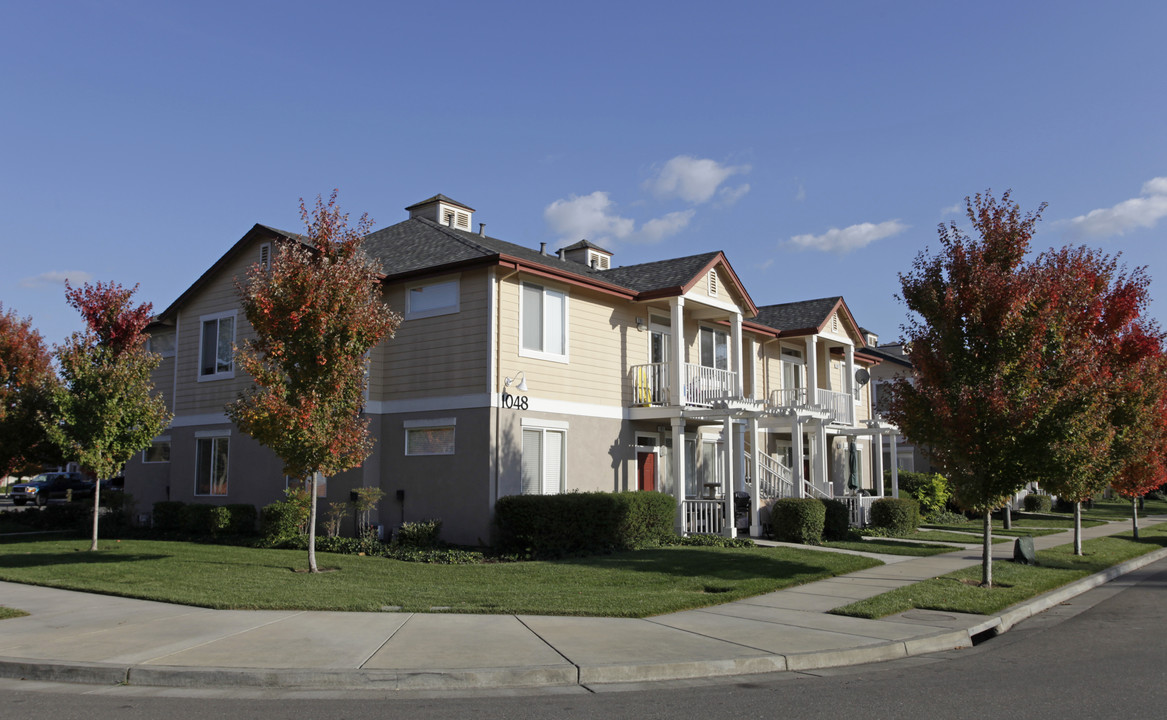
[753,297,843,333]
[596,252,722,293]
[403,194,475,212]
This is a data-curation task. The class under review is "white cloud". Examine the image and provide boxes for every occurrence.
[638,210,695,243]
[717,184,751,207]
[794,182,806,203]
[1066,177,1167,238]
[544,192,634,244]
[647,156,751,204]
[20,270,93,288]
[788,220,908,253]
[941,202,963,216]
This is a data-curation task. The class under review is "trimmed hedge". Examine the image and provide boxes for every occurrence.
[493,491,676,557]
[822,498,851,541]
[395,519,442,548]
[260,492,310,543]
[152,501,186,533]
[870,497,920,536]
[770,498,826,544]
[224,504,258,535]
[1023,494,1052,513]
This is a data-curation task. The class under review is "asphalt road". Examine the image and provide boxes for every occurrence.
[3,557,1166,720]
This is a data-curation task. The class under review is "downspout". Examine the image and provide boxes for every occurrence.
[493,264,521,515]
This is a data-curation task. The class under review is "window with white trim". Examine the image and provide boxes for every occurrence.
[198,311,235,380]
[521,425,566,495]
[405,418,457,456]
[147,330,175,358]
[406,279,459,320]
[520,282,568,361]
[195,436,229,496]
[142,437,170,463]
[699,327,728,371]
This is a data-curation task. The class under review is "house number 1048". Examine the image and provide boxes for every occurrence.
[502,393,529,410]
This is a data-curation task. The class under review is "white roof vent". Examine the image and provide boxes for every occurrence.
[405,194,474,231]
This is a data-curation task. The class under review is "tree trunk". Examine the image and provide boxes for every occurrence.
[1073,501,1083,555]
[308,472,319,573]
[982,511,993,587]
[89,479,101,551]
[1132,497,1140,540]
[1003,502,1012,529]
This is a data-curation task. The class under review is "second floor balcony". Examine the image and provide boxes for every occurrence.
[632,362,738,408]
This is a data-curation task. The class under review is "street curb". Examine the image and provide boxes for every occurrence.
[1,545,1165,692]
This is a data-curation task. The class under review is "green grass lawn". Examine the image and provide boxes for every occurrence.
[832,522,1167,619]
[821,539,962,556]
[0,606,29,620]
[1003,515,1106,529]
[1053,497,1167,522]
[862,529,1012,544]
[0,538,880,618]
[921,523,1068,538]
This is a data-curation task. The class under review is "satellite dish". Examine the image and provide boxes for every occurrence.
[854,368,870,386]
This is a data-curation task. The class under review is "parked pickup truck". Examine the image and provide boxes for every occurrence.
[10,472,95,506]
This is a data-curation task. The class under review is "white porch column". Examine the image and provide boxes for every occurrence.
[792,418,805,498]
[812,421,829,498]
[844,344,855,398]
[747,337,758,400]
[670,297,686,407]
[723,415,736,538]
[736,420,747,494]
[731,312,743,397]
[805,337,818,405]
[873,432,885,497]
[749,418,762,536]
[890,433,900,499]
[671,417,687,533]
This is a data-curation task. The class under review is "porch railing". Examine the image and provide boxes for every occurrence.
[842,496,876,526]
[685,363,737,407]
[768,387,809,409]
[681,499,724,535]
[746,451,793,499]
[631,362,670,406]
[815,388,854,425]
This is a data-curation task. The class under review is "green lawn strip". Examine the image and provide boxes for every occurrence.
[863,529,1011,545]
[832,522,1167,619]
[921,523,1065,538]
[0,606,29,620]
[0,539,879,618]
[1049,498,1167,523]
[1005,516,1106,529]
[821,539,962,556]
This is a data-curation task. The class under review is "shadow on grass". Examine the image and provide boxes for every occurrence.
[0,551,169,569]
[556,547,851,582]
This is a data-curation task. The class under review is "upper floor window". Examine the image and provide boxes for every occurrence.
[199,311,235,380]
[699,327,728,371]
[147,330,176,358]
[521,282,568,362]
[406,279,459,320]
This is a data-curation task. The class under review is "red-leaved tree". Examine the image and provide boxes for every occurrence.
[48,282,171,550]
[227,191,400,573]
[0,304,57,478]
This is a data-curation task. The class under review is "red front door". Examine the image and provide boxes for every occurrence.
[637,451,657,492]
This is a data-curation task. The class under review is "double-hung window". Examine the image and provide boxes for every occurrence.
[521,420,566,495]
[699,327,728,370]
[521,283,567,361]
[406,278,459,320]
[199,311,235,380]
[195,434,229,496]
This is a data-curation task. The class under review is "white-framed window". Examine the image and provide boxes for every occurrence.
[142,437,171,463]
[194,435,229,496]
[198,310,235,380]
[699,326,728,371]
[781,347,804,389]
[520,282,568,362]
[521,419,567,495]
[405,278,460,320]
[404,417,456,456]
[147,330,176,358]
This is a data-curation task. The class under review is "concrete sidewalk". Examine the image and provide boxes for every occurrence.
[1,517,1164,693]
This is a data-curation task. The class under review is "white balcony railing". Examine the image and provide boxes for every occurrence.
[631,362,670,406]
[685,363,737,407]
[768,388,809,409]
[630,363,739,407]
[815,388,854,425]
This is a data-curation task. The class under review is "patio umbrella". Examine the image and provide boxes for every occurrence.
[847,440,859,491]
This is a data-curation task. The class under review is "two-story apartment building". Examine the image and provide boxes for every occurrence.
[126,194,898,544]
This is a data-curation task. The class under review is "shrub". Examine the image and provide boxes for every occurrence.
[152,501,186,533]
[395,519,442,548]
[662,534,755,548]
[182,504,231,536]
[493,491,676,557]
[1023,494,1053,513]
[769,498,826,544]
[821,498,852,541]
[870,497,920,536]
[891,471,951,518]
[224,504,258,535]
[261,489,311,543]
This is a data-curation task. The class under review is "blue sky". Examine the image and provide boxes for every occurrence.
[4,0,1166,349]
